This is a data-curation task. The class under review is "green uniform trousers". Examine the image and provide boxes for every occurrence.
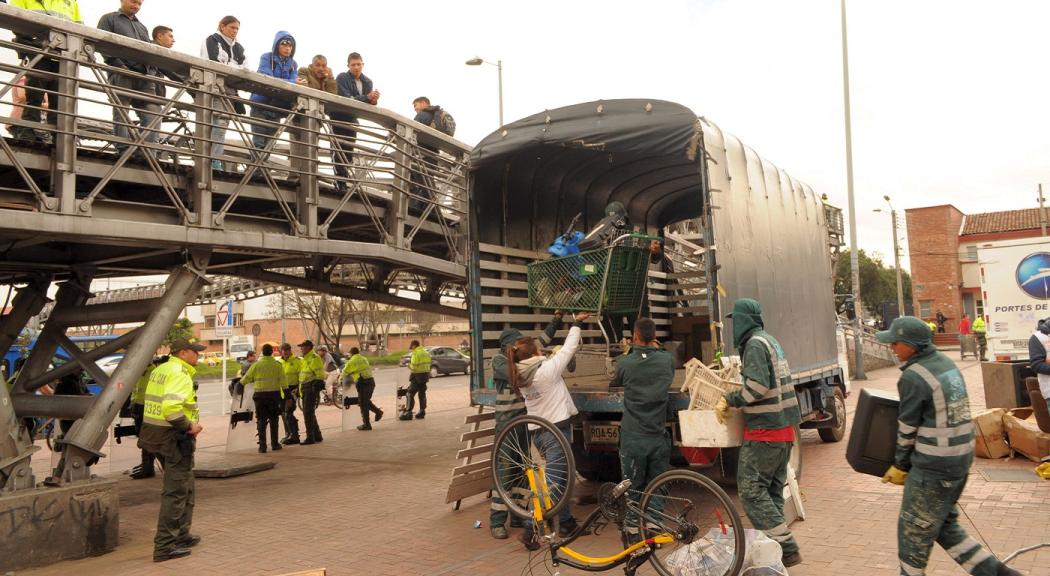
[153,443,195,553]
[619,433,671,532]
[898,468,1002,576]
[737,440,799,556]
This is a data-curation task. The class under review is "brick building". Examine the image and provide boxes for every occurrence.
[905,205,1047,333]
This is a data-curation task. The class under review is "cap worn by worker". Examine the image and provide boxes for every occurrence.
[298,340,314,348]
[875,316,932,348]
[499,328,523,350]
[170,337,207,353]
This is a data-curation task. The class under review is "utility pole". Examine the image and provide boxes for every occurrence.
[842,0,865,379]
[891,209,905,316]
[1039,183,1048,237]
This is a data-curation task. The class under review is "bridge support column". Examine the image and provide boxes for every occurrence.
[55,255,209,483]
[386,124,413,249]
[52,31,83,214]
[12,274,93,395]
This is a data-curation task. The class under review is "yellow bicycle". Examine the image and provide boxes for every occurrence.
[492,414,745,576]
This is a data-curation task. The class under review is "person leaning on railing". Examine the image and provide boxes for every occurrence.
[9,0,84,143]
[200,15,250,172]
[248,31,298,158]
[97,0,161,156]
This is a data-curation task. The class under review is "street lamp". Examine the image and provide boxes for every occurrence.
[841,0,864,379]
[465,56,503,127]
[874,194,906,319]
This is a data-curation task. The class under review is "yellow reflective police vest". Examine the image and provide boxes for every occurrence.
[11,0,83,23]
[341,353,373,383]
[280,355,303,390]
[409,346,431,373]
[241,355,284,394]
[131,364,154,406]
[143,356,198,428]
[299,350,326,385]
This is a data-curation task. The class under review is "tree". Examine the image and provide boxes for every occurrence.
[834,249,913,320]
[267,290,353,351]
[165,317,194,346]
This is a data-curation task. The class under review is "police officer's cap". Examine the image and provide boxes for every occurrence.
[298,339,314,348]
[875,316,932,348]
[170,337,207,353]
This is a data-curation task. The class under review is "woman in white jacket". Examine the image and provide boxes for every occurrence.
[507,311,588,550]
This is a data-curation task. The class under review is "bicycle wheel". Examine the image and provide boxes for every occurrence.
[640,469,745,576]
[490,415,576,522]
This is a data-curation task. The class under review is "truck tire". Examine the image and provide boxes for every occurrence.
[818,387,847,443]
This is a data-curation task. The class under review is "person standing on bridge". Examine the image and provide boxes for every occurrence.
[278,343,302,445]
[876,317,1021,576]
[9,0,83,143]
[613,317,674,544]
[240,343,284,453]
[249,31,299,155]
[139,337,206,562]
[332,52,379,193]
[97,0,162,157]
[298,340,325,444]
[297,54,338,94]
[714,298,803,568]
[342,346,383,430]
[201,15,249,172]
[402,340,431,420]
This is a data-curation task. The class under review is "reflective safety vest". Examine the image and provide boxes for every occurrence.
[409,346,432,374]
[131,364,154,406]
[241,355,284,394]
[894,347,975,477]
[143,356,199,428]
[299,350,326,387]
[725,331,801,430]
[11,0,83,22]
[341,353,373,383]
[280,355,303,390]
[972,317,987,334]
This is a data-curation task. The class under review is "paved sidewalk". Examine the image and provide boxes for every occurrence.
[15,360,1050,576]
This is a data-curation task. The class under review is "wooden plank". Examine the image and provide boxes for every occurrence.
[480,278,529,290]
[456,443,494,459]
[464,411,496,424]
[479,242,544,259]
[668,282,708,291]
[451,459,492,476]
[663,271,708,279]
[479,260,526,274]
[460,428,495,442]
[445,469,494,504]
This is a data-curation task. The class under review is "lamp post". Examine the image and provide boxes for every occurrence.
[874,195,906,318]
[841,0,864,379]
[465,57,503,127]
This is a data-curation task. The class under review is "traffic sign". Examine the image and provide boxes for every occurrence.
[216,300,234,337]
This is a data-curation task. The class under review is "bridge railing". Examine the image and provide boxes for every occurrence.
[0,5,469,260]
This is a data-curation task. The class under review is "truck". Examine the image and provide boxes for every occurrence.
[228,335,255,362]
[978,238,1050,361]
[466,99,849,481]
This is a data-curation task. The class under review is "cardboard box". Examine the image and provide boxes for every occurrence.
[972,408,1010,459]
[1003,408,1050,462]
[679,409,743,448]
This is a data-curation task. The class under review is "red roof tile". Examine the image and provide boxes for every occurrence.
[961,208,1045,236]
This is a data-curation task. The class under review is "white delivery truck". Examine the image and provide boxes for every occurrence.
[228,335,255,362]
[978,238,1050,361]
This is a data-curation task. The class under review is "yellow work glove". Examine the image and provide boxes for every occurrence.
[714,396,729,425]
[881,465,909,485]
[1036,462,1050,480]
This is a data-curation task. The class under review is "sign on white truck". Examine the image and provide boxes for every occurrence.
[978,238,1050,360]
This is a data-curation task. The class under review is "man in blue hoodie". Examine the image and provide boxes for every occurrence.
[249,32,299,153]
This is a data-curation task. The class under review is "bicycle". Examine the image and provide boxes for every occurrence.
[492,414,745,576]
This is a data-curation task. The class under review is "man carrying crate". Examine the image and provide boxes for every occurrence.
[715,298,803,568]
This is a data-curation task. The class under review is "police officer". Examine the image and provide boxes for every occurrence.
[488,312,566,539]
[129,357,165,479]
[342,346,383,430]
[613,317,674,542]
[240,344,284,453]
[138,337,206,562]
[972,315,988,362]
[877,317,1021,576]
[298,340,325,444]
[278,343,302,445]
[715,298,802,567]
[403,340,431,420]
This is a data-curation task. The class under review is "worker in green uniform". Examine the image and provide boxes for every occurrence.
[972,315,988,362]
[613,317,674,543]
[138,337,206,562]
[403,340,432,420]
[240,343,285,453]
[715,298,802,568]
[489,312,566,539]
[278,343,302,445]
[876,317,1021,576]
[342,346,383,430]
[129,357,165,479]
[298,340,326,444]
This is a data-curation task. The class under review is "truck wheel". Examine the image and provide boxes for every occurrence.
[818,387,847,443]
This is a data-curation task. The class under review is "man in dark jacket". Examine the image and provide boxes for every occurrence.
[332,52,379,192]
[409,96,454,214]
[613,317,673,542]
[249,31,298,152]
[97,0,160,155]
[1028,318,1050,417]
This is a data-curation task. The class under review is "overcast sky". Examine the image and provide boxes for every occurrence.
[71,0,1050,271]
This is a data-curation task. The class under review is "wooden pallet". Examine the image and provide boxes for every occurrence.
[445,406,496,510]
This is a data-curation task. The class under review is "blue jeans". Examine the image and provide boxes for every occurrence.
[530,418,574,526]
[250,106,284,152]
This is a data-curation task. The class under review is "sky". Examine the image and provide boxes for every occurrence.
[68,0,1050,270]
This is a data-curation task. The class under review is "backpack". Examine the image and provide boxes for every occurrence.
[430,109,456,137]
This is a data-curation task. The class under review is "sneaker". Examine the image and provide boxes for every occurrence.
[281,437,300,445]
[490,525,508,540]
[301,439,316,445]
[130,467,155,480]
[374,409,384,422]
[415,412,426,419]
[177,534,201,548]
[399,413,413,421]
[519,531,541,552]
[356,424,372,431]
[210,159,223,172]
[153,547,192,562]
[782,551,803,567]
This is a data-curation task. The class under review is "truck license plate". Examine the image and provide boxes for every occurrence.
[585,423,620,445]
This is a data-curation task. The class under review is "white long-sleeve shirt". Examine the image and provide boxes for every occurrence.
[519,325,581,427]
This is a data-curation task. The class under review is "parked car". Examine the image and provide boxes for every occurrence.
[96,354,125,377]
[398,346,470,376]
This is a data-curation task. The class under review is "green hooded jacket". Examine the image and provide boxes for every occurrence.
[724,299,801,430]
